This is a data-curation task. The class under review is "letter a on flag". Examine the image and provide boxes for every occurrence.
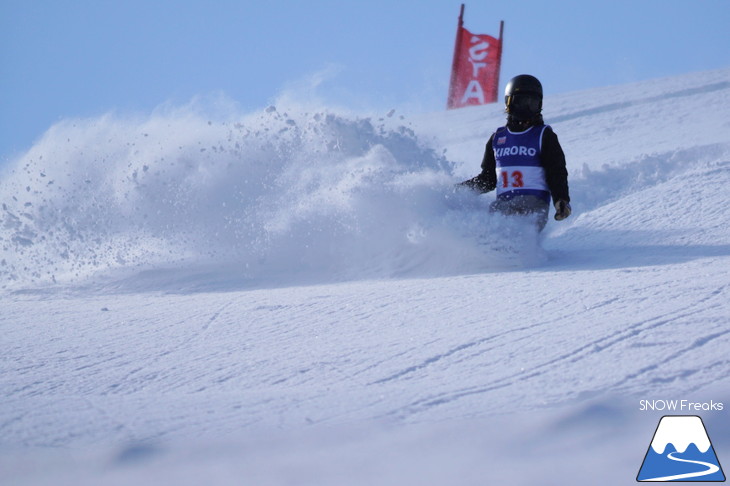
[447,4,503,109]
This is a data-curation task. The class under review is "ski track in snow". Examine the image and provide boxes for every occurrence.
[645,451,721,481]
[2,68,730,486]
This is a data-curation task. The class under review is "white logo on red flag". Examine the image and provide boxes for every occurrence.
[447,8,503,110]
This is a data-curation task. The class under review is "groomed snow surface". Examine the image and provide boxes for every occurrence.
[2,68,729,485]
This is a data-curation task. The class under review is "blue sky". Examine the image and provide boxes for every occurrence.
[2,0,729,161]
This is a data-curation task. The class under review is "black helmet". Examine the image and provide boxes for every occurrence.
[504,74,543,121]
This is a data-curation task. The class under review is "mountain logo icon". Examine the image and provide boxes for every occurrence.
[637,415,726,482]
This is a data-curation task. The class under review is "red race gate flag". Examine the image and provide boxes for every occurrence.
[447,4,503,109]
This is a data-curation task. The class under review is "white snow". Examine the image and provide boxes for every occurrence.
[1,67,729,485]
[650,416,711,454]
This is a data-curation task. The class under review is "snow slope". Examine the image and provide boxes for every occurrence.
[2,68,729,485]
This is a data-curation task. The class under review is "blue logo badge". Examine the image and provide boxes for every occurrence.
[637,415,725,482]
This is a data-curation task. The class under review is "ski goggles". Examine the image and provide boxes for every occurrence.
[506,93,542,115]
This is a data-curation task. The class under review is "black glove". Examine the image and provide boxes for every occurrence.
[554,200,572,221]
[458,175,492,194]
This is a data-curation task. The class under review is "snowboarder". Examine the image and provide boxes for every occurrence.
[460,74,571,231]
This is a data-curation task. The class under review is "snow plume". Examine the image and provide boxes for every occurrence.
[0,102,539,290]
